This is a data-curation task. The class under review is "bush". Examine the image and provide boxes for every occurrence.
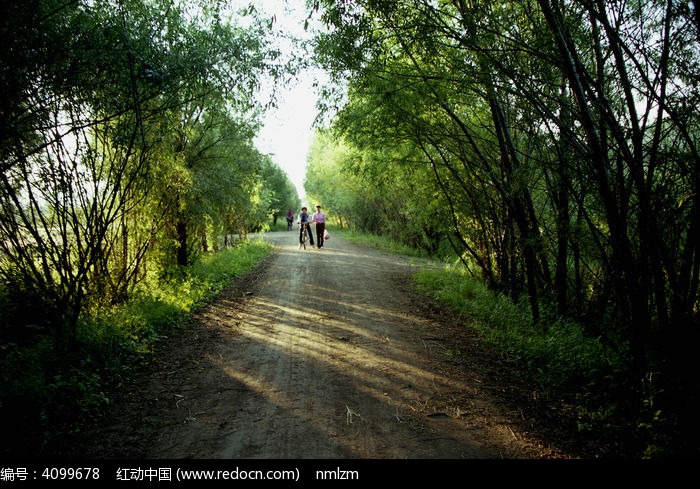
[414,263,625,412]
[0,238,274,457]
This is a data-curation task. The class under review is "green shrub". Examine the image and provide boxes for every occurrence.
[414,264,623,399]
[0,238,274,457]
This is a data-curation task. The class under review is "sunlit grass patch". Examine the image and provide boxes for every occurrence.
[413,264,621,397]
[78,239,274,358]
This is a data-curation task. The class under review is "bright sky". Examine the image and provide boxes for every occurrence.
[255,79,317,203]
[249,0,323,203]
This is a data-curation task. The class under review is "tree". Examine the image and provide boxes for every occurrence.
[0,0,281,348]
[310,0,700,453]
[261,158,300,227]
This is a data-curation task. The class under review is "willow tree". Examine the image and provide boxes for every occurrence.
[313,0,558,320]
[304,129,364,228]
[535,0,700,450]
[0,0,182,347]
[311,0,700,453]
[0,0,280,349]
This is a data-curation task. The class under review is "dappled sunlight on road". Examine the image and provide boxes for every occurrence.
[223,296,471,404]
[195,231,491,458]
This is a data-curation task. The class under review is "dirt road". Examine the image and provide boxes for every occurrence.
[91,231,557,459]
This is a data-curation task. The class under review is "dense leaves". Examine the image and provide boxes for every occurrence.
[0,0,298,452]
[2,0,698,458]
[309,0,700,456]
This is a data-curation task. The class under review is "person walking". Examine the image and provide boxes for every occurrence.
[285,209,294,231]
[297,206,314,248]
[312,204,326,249]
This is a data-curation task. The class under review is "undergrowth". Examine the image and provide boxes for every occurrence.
[339,229,641,457]
[412,265,623,391]
[0,238,274,458]
[411,263,644,456]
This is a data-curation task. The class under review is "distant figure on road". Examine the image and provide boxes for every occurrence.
[285,209,294,231]
[312,205,326,249]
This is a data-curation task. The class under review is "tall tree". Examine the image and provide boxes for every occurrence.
[310,0,700,451]
[0,0,280,348]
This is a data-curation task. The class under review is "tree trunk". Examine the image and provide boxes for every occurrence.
[177,219,188,267]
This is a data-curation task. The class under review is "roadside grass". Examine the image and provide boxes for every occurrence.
[413,265,644,454]
[412,265,622,392]
[339,228,634,454]
[333,228,431,259]
[270,219,294,232]
[79,238,273,358]
[0,238,274,456]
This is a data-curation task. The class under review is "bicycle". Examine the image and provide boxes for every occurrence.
[286,217,293,231]
[299,222,310,250]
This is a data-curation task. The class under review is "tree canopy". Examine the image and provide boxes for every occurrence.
[0,0,299,347]
[308,0,700,455]
[1,0,699,458]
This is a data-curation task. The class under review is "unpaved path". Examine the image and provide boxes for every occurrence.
[90,231,562,459]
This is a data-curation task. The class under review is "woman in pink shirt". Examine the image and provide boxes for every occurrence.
[312,205,326,249]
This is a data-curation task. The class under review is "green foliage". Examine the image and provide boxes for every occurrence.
[0,239,273,457]
[0,338,54,403]
[338,228,431,259]
[190,239,273,295]
[0,0,283,348]
[305,128,453,259]
[312,0,700,456]
[342,228,623,401]
[79,239,274,356]
[413,263,631,435]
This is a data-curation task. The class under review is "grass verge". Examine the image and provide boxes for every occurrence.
[339,228,639,457]
[0,238,274,457]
